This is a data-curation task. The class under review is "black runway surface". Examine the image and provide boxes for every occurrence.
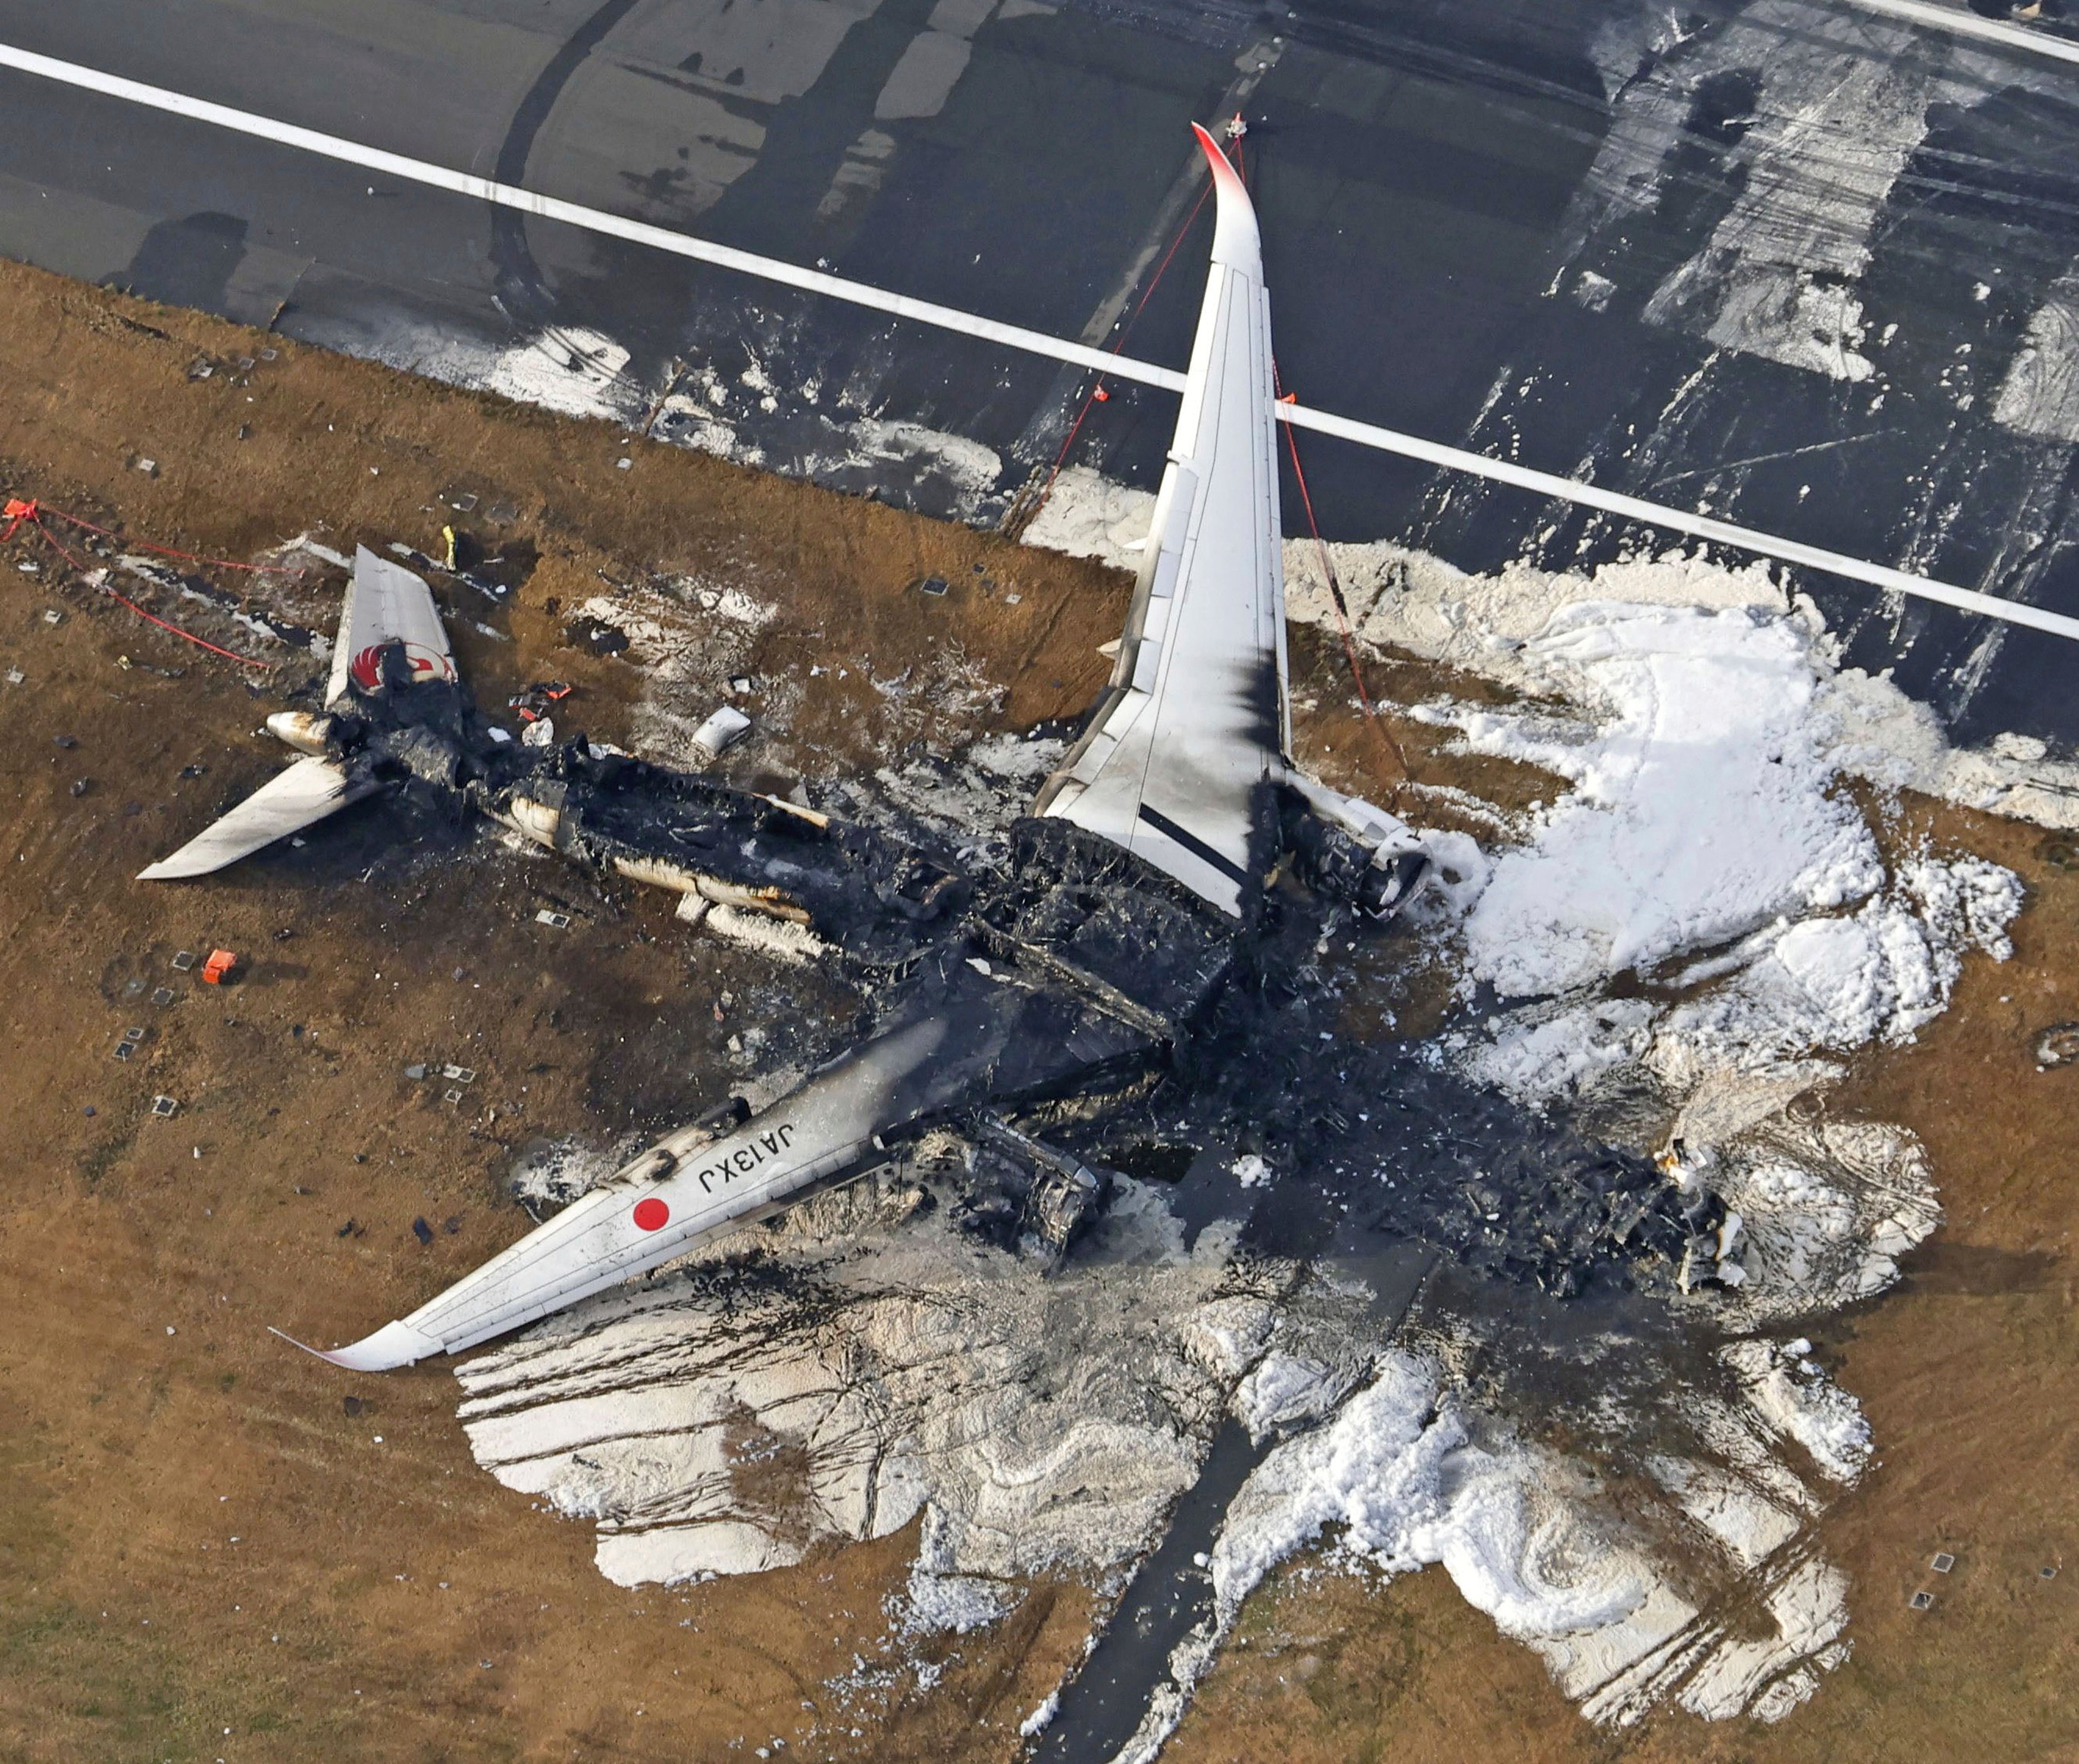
[3,0,2078,742]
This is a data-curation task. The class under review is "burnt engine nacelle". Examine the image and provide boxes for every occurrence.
[1279,776,1431,921]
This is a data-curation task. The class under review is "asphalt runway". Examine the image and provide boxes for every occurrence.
[3,0,2079,743]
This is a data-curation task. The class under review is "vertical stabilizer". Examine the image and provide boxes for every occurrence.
[326,545,457,707]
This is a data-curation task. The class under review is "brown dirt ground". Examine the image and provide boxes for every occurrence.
[0,256,2070,1764]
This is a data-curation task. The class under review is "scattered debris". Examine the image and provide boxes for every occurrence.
[149,1095,178,1118]
[412,1218,434,1245]
[201,949,238,986]
[151,987,173,1006]
[1931,1553,1956,1573]
[689,705,751,758]
[508,681,573,719]
[442,1065,475,1084]
[1909,1590,1934,1610]
[534,910,571,929]
[2034,1023,2079,1067]
[171,950,196,971]
[521,717,556,749]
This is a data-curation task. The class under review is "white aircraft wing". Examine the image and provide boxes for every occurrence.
[136,755,377,881]
[326,544,457,707]
[277,1015,950,1370]
[1034,124,1288,917]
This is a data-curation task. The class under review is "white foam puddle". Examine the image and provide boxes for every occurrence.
[441,475,2055,1748]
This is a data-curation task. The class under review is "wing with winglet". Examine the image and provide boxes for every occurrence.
[1034,124,1288,917]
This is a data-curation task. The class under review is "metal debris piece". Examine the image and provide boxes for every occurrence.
[690,705,751,758]
[450,492,478,513]
[486,500,518,526]
[442,1065,475,1084]
[43,608,62,626]
[2043,1566,2059,1580]
[171,951,197,971]
[444,1088,464,1105]
[113,1042,133,1062]
[1931,1553,1956,1573]
[150,1095,178,1117]
[151,987,174,1006]
[134,457,157,477]
[4,669,21,684]
[535,910,571,929]
[1909,1590,1934,1610]
[2034,1023,2079,1067]
[412,1217,434,1245]
[123,1027,145,1043]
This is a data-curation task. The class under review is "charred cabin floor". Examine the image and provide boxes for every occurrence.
[0,261,2072,1764]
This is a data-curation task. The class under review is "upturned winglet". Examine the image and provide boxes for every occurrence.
[268,1319,442,1371]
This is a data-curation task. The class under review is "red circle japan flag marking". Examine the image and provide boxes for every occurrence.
[633,1197,670,1232]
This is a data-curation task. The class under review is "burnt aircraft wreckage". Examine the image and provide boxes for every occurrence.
[143,129,1730,1371]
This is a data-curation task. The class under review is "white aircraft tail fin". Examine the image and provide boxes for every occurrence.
[1035,124,1287,918]
[136,754,377,880]
[326,544,457,707]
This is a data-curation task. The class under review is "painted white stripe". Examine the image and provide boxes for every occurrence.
[4,38,2076,644]
[0,41,1187,396]
[1838,0,2079,69]
[1280,402,2079,643]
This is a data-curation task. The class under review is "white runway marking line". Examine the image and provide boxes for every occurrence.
[5,38,2078,646]
[1838,0,2079,69]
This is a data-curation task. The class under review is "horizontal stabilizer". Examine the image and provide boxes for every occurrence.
[137,755,377,879]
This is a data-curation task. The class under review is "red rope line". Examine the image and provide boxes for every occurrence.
[4,498,272,667]
[1030,155,1222,513]
[1273,373,1413,789]
[35,502,296,573]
